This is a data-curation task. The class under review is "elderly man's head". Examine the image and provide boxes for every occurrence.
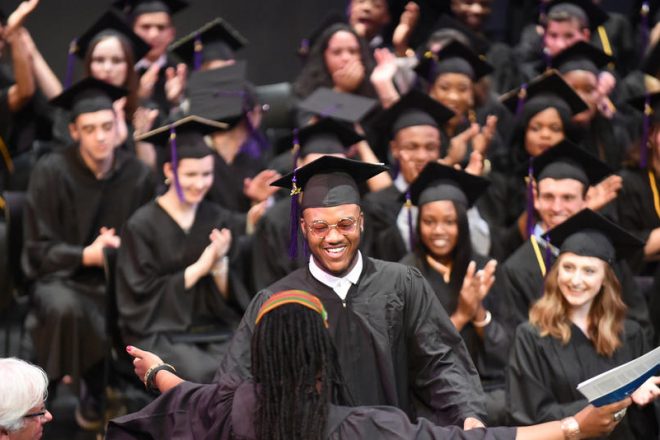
[0,358,52,440]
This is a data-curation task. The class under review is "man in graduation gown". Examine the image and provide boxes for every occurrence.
[116,0,188,116]
[22,77,156,428]
[216,155,487,428]
[499,141,653,341]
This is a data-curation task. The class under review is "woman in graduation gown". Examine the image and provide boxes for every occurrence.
[476,71,586,260]
[507,209,660,439]
[399,162,511,425]
[116,117,252,383]
[107,290,632,440]
[415,40,506,166]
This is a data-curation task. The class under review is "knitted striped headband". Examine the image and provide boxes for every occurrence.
[255,290,329,328]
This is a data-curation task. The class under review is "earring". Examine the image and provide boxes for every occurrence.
[164,177,171,185]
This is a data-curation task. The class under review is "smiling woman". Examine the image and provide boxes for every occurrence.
[507,209,660,437]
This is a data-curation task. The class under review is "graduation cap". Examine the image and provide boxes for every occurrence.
[50,77,127,121]
[543,209,644,264]
[298,12,346,58]
[428,14,490,56]
[298,88,379,124]
[545,0,609,31]
[137,115,227,200]
[113,0,188,16]
[73,10,151,62]
[550,41,612,75]
[187,61,253,122]
[501,70,588,117]
[169,17,248,71]
[271,155,388,258]
[407,162,490,208]
[275,118,363,157]
[416,40,494,84]
[532,139,613,187]
[627,91,660,168]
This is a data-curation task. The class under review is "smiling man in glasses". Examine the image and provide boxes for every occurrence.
[214,155,487,430]
[0,358,52,440]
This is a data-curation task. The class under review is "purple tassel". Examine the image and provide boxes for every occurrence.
[405,190,415,251]
[288,172,301,259]
[516,84,528,116]
[169,126,184,201]
[525,158,535,238]
[291,128,301,169]
[298,38,310,58]
[641,1,651,60]
[193,32,203,71]
[64,38,78,89]
[641,94,651,169]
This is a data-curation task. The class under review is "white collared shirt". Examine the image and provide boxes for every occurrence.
[394,174,416,252]
[308,251,363,301]
[134,54,167,72]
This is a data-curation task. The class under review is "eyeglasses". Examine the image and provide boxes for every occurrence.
[306,217,358,237]
[23,410,48,420]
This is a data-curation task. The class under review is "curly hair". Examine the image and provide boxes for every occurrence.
[529,254,627,357]
[251,303,351,440]
[293,23,375,99]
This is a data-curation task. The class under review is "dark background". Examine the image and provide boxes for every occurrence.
[2,0,634,87]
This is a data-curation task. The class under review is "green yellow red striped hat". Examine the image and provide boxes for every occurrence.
[255,290,329,328]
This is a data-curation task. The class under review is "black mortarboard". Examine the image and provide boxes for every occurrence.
[271,156,387,210]
[74,10,151,61]
[407,162,490,207]
[187,61,253,123]
[641,41,660,77]
[416,40,494,83]
[113,0,188,16]
[532,140,613,187]
[543,209,644,263]
[137,115,227,200]
[501,70,588,116]
[50,77,127,120]
[298,12,346,58]
[550,41,612,75]
[169,17,248,71]
[276,118,363,157]
[546,0,609,30]
[428,14,490,56]
[370,90,454,138]
[298,88,379,124]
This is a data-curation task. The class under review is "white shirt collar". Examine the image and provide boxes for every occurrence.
[393,173,408,193]
[135,54,167,71]
[308,251,363,300]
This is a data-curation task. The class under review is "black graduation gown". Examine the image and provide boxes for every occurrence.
[116,200,249,382]
[250,196,306,291]
[22,146,155,386]
[573,114,630,171]
[399,253,511,393]
[500,239,654,343]
[205,146,266,213]
[214,257,487,426]
[363,184,408,262]
[106,374,516,440]
[507,321,658,439]
[136,55,179,117]
[616,167,660,273]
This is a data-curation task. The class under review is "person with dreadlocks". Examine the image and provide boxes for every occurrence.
[106,290,632,439]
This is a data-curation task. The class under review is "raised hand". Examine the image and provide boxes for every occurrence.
[586,174,622,211]
[333,59,365,93]
[471,114,497,156]
[113,97,129,146]
[133,106,159,138]
[243,169,281,203]
[138,63,161,100]
[392,2,420,56]
[165,63,187,105]
[4,0,39,38]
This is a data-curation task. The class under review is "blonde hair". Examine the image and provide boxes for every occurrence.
[529,255,627,357]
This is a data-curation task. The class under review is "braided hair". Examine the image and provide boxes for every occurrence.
[251,303,350,440]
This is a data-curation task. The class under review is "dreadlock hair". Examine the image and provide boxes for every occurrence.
[251,303,351,440]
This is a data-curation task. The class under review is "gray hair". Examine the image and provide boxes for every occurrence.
[0,358,49,432]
